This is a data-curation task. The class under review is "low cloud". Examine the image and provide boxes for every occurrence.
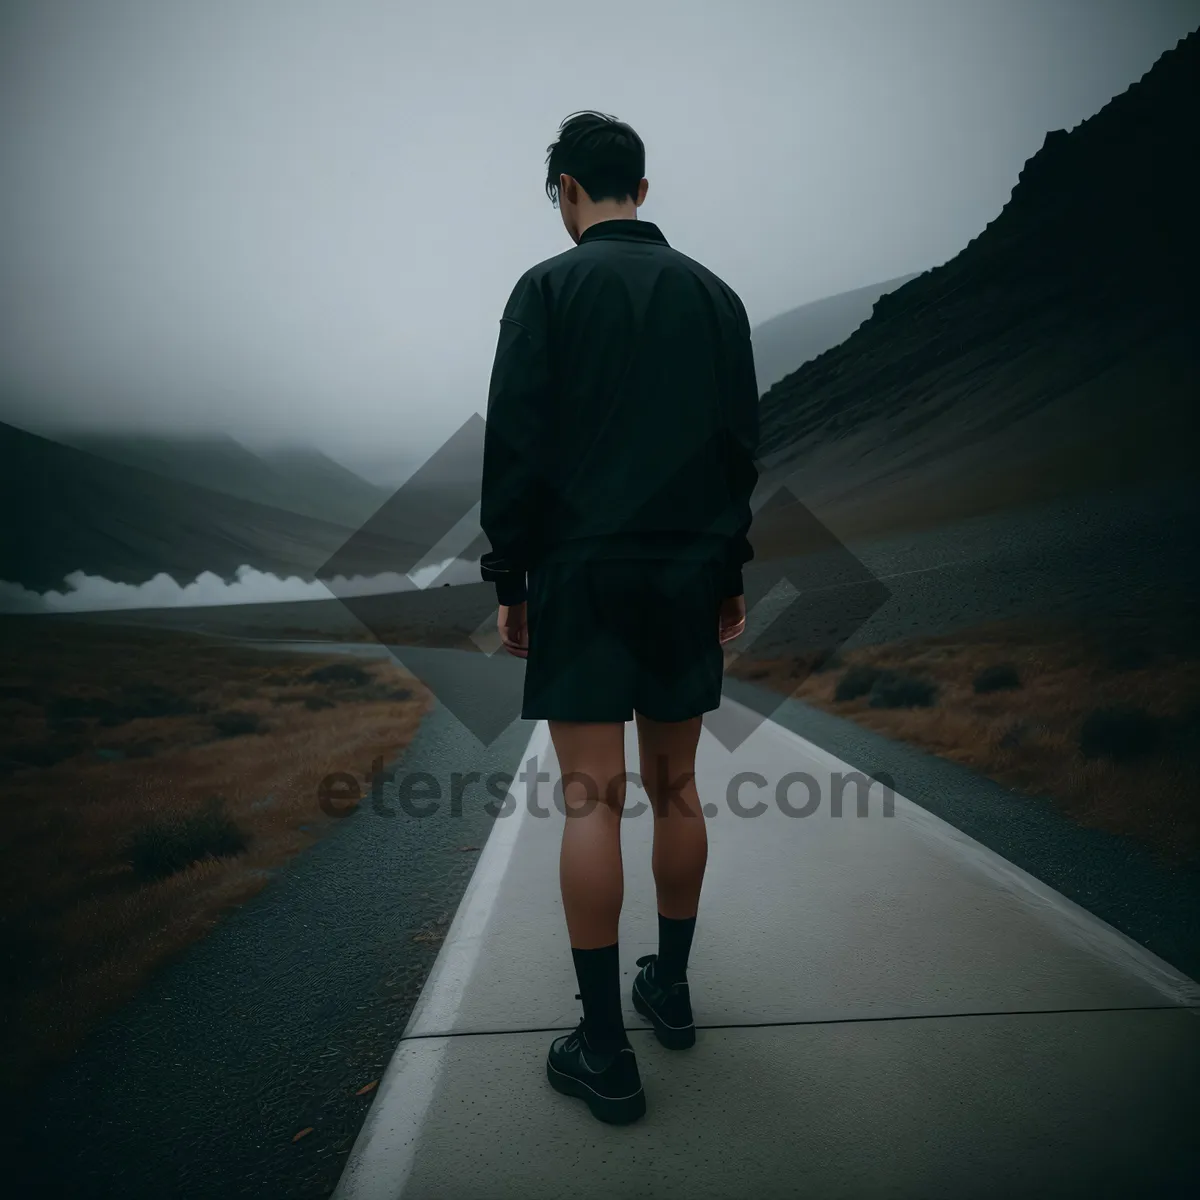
[0,557,478,614]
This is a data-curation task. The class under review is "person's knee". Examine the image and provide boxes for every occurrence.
[560,767,627,817]
[641,755,697,815]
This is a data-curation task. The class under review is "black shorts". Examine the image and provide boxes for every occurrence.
[521,557,725,723]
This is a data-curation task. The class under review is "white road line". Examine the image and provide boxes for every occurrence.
[334,693,1199,1198]
[403,720,552,1038]
[332,719,552,1200]
[761,701,1200,1005]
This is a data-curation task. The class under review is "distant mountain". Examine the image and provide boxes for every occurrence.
[0,422,426,592]
[751,273,920,392]
[256,444,389,526]
[60,432,387,528]
[752,27,1200,546]
[15,30,1197,593]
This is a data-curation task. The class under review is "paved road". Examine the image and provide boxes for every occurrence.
[17,647,535,1200]
[335,702,1200,1200]
[17,648,1200,1198]
[16,476,1200,1196]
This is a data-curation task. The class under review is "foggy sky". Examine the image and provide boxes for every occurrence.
[1,0,1196,484]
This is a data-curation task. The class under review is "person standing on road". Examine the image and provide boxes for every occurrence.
[479,110,760,1124]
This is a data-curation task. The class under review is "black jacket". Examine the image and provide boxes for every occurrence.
[479,218,760,606]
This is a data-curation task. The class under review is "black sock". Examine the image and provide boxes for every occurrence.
[656,912,696,984]
[571,943,628,1051]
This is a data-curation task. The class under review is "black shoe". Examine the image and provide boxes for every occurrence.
[632,953,696,1049]
[546,1012,646,1125]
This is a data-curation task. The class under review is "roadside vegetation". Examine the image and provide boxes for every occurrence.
[726,604,1200,866]
[0,616,430,1101]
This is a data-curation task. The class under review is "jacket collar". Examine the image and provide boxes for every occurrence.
[578,218,669,247]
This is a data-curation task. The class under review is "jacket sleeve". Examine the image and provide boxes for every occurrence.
[720,294,761,598]
[479,272,551,606]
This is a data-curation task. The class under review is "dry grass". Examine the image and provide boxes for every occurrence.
[726,607,1200,865]
[0,617,432,1096]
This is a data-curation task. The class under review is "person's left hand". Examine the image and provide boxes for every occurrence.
[498,602,529,658]
[718,593,746,645]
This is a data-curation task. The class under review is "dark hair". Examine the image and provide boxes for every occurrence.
[544,111,645,207]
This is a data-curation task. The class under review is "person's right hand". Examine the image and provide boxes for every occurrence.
[719,594,746,644]
[497,602,529,658]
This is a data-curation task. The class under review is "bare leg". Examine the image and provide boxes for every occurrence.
[635,712,707,919]
[549,720,628,949]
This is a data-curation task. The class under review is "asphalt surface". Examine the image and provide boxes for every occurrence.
[14,475,1200,1197]
[725,677,1200,982]
[16,656,1200,1198]
[16,660,537,1200]
[332,710,1199,1200]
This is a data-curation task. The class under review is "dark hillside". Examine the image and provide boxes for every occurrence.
[0,422,419,592]
[754,28,1199,543]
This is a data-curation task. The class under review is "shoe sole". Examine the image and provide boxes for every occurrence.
[545,1060,646,1124]
[632,976,696,1050]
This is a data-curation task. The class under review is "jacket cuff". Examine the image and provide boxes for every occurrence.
[721,564,744,599]
[480,551,528,605]
[493,572,527,606]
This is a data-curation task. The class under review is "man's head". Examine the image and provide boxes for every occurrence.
[545,111,649,244]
